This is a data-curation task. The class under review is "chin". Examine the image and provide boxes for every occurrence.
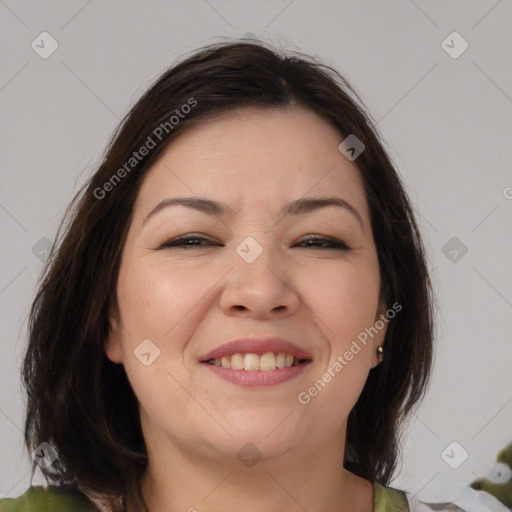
[206,413,307,459]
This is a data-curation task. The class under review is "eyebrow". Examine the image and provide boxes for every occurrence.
[142,196,364,229]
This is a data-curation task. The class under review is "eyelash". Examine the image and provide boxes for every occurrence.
[159,234,351,251]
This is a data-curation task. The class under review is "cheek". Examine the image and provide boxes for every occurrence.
[297,260,380,425]
[305,259,381,349]
[116,259,214,418]
[118,257,215,336]
[116,256,227,387]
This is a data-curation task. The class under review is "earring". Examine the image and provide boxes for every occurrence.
[377,346,384,363]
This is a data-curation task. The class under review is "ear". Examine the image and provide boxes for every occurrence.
[104,313,123,364]
[369,298,389,369]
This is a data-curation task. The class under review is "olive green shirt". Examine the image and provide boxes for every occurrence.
[0,481,409,511]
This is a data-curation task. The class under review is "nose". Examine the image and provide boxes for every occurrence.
[219,243,300,319]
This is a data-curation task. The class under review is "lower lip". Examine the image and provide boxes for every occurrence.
[202,362,311,388]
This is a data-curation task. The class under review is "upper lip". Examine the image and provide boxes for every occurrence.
[199,337,313,362]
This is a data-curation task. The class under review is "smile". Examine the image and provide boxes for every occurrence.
[202,353,312,388]
[206,352,309,371]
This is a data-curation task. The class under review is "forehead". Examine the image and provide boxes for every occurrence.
[134,106,370,222]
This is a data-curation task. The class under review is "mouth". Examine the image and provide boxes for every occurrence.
[203,352,311,371]
[199,337,313,388]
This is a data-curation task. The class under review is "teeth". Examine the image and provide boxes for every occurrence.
[243,353,260,371]
[259,352,276,371]
[231,353,244,370]
[207,352,305,370]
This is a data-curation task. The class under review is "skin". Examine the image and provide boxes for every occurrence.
[105,106,388,512]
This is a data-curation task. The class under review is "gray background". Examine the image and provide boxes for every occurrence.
[1,0,511,502]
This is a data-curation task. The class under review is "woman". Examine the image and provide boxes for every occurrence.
[1,40,501,512]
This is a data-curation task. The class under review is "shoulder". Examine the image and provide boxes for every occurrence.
[0,485,101,512]
[381,482,510,512]
[373,481,410,511]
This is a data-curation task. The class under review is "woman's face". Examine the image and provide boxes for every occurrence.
[105,106,387,465]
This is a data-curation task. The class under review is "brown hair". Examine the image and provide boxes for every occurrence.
[22,39,435,511]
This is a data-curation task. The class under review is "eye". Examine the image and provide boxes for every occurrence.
[296,235,352,251]
[158,234,352,251]
[159,234,216,249]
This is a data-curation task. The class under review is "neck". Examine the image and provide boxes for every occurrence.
[134,431,373,512]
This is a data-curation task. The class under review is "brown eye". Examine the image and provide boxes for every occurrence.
[160,234,216,249]
[297,235,351,250]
